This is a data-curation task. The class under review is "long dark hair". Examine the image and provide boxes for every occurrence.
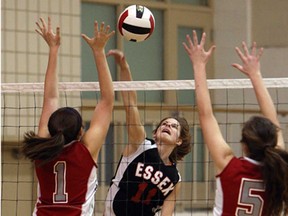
[153,117,192,164]
[241,116,288,216]
[22,107,83,165]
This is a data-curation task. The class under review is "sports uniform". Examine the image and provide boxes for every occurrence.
[33,140,97,216]
[213,157,267,216]
[104,138,181,216]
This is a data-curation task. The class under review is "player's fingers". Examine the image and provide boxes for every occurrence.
[81,34,91,43]
[105,25,110,34]
[231,63,243,72]
[192,30,199,45]
[109,49,119,54]
[106,50,115,57]
[100,22,105,32]
[242,41,249,57]
[94,21,99,35]
[200,32,206,47]
[185,34,193,49]
[182,42,189,53]
[235,46,245,61]
[251,41,257,56]
[35,21,42,31]
[47,16,52,31]
[35,29,43,36]
[257,47,264,60]
[56,27,60,38]
[107,49,122,58]
[106,30,115,40]
[39,17,46,29]
[207,45,216,56]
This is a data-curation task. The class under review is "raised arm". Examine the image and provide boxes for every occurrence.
[232,42,284,149]
[36,17,61,138]
[107,50,145,156]
[160,183,181,216]
[183,31,233,174]
[81,21,115,161]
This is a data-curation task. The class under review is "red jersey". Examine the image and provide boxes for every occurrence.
[33,141,97,216]
[214,157,266,216]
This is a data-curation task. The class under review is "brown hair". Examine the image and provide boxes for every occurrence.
[153,117,192,164]
[22,107,83,165]
[241,116,288,215]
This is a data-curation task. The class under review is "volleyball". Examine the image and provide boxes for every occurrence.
[118,5,155,42]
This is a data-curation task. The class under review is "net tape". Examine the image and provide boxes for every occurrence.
[2,78,288,93]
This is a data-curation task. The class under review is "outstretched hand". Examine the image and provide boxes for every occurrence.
[107,49,128,69]
[232,42,264,77]
[82,21,115,52]
[35,17,60,48]
[183,30,215,66]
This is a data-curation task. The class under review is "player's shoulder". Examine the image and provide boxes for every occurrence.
[142,138,157,151]
[145,137,156,145]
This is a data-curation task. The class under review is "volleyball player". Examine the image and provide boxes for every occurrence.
[183,30,288,215]
[22,17,115,215]
[103,50,192,216]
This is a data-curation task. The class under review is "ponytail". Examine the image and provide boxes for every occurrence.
[22,131,65,165]
[241,116,288,215]
[22,107,82,165]
[262,147,288,216]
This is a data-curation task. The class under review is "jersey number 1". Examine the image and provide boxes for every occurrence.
[53,161,68,203]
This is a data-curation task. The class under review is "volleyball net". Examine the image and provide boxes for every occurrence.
[2,78,288,216]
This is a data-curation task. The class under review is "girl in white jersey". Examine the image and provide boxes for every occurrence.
[183,31,288,216]
[22,17,115,216]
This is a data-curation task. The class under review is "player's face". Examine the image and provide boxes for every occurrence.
[155,118,181,145]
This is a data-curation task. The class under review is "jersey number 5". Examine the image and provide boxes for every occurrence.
[236,178,265,216]
[53,161,68,203]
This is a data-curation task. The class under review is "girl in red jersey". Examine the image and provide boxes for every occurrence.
[22,17,114,216]
[103,50,192,216]
[183,30,288,216]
